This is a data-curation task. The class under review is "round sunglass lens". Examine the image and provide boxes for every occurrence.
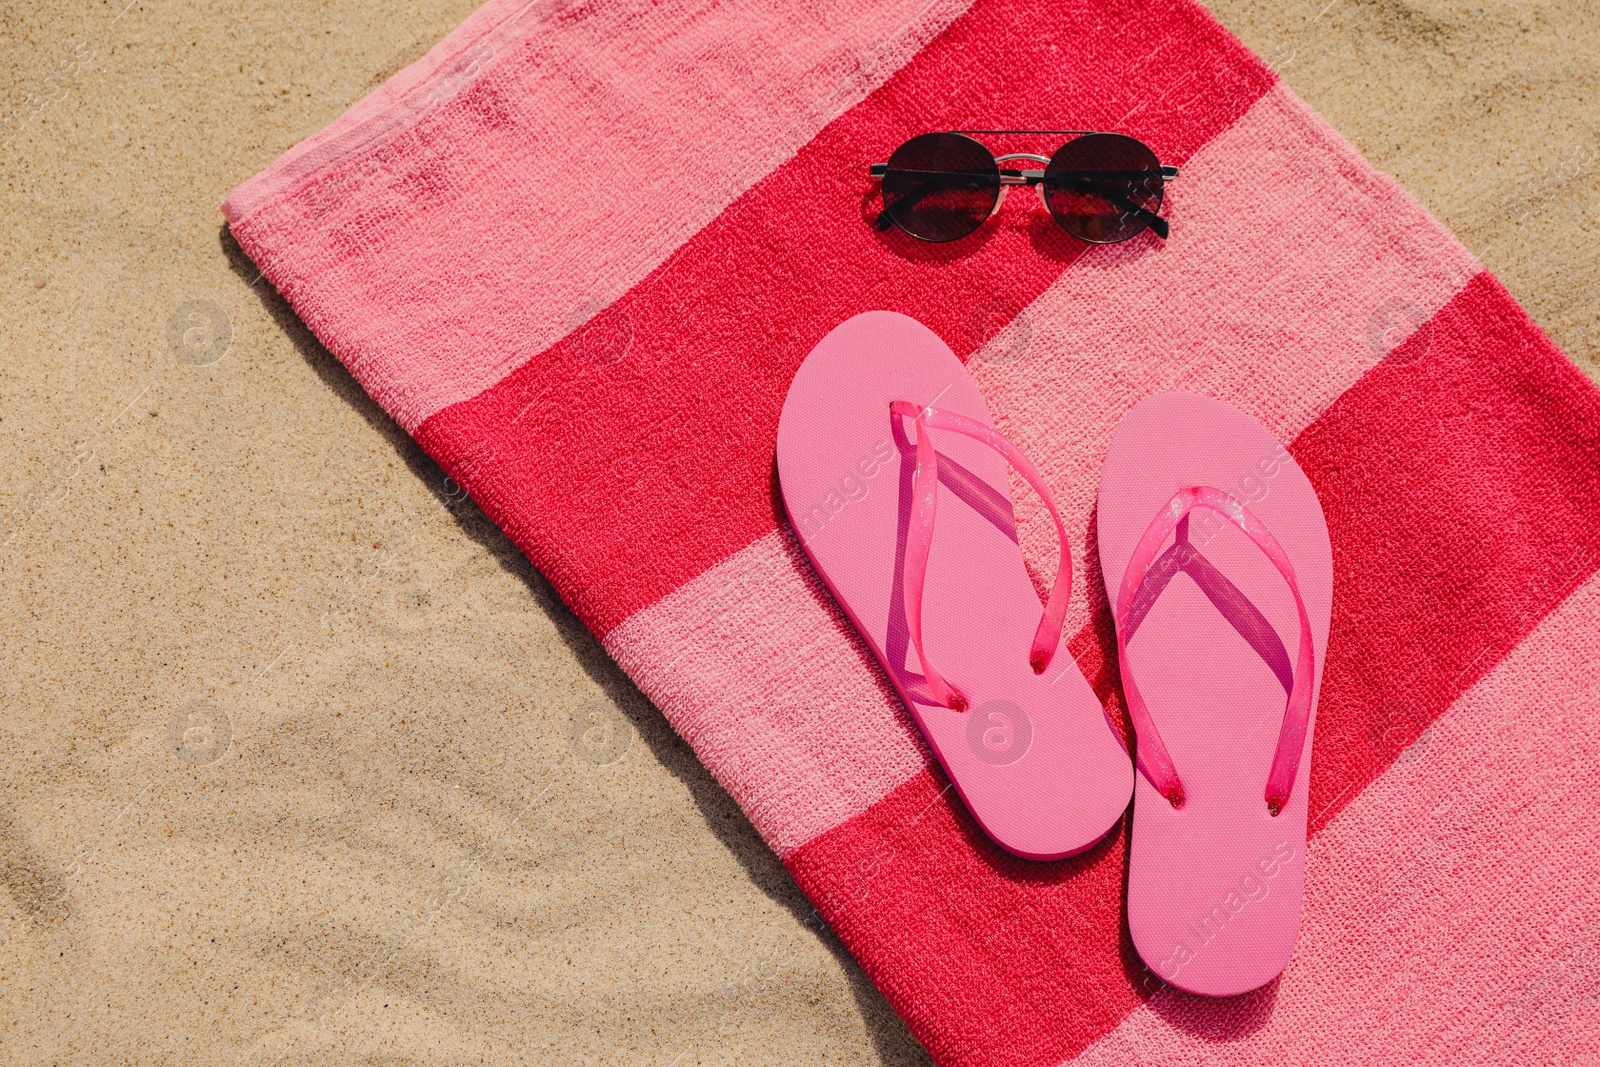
[880,133,1000,242]
[1042,134,1164,244]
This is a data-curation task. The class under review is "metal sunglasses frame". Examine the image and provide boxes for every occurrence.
[868,130,1180,243]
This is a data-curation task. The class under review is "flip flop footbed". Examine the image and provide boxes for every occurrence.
[778,311,1132,860]
[1098,391,1333,996]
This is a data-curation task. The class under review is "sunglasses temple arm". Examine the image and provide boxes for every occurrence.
[880,187,1167,238]
[1138,205,1169,240]
[871,166,950,229]
[876,182,941,230]
[876,182,1015,232]
[873,169,1170,238]
[1034,177,1169,239]
[1069,181,1168,239]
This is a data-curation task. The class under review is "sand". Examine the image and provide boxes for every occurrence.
[0,0,1595,1063]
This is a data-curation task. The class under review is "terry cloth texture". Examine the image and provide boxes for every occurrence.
[224,1,1600,1064]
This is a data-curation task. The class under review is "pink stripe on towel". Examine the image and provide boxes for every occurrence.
[603,527,929,857]
[1069,569,1600,1067]
[227,0,977,431]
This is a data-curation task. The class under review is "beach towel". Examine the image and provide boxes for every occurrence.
[223,0,1600,1063]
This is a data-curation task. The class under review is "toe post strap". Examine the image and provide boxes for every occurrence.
[1115,486,1316,815]
[890,400,1073,711]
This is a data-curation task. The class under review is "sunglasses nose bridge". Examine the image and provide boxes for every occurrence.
[992,153,1052,214]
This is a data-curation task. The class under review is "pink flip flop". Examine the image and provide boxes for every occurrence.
[777,311,1132,861]
[1098,392,1333,996]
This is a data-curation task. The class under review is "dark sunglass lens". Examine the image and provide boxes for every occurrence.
[880,133,999,242]
[1043,134,1165,244]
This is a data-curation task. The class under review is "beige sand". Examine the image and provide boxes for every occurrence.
[0,1,1595,1063]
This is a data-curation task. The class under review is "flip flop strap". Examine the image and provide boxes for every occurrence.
[889,401,1073,711]
[1114,486,1315,815]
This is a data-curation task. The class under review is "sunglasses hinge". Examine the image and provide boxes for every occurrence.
[999,169,1047,185]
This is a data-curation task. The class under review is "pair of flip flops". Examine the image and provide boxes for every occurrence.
[776,311,1332,997]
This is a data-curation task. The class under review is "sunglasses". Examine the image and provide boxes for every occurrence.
[868,130,1178,244]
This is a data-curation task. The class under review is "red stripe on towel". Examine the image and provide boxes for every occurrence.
[415,0,1275,637]
[786,271,1600,1067]
[1293,270,1600,832]
[791,767,1143,1067]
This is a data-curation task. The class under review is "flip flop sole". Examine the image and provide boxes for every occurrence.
[778,311,1132,861]
[1098,392,1333,996]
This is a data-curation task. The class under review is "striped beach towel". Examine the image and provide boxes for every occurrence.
[224,0,1600,1063]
